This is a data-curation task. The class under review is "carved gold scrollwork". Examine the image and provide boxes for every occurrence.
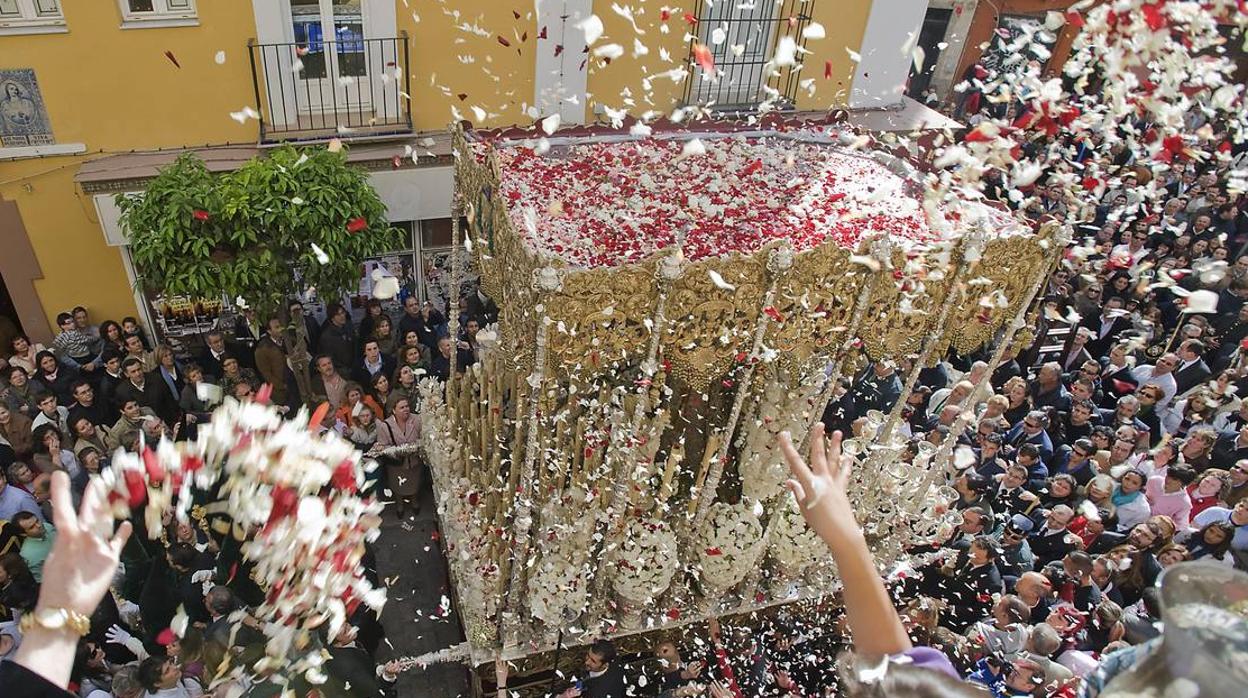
[937,234,1049,355]
[857,250,954,361]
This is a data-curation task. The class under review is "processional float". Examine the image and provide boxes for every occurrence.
[419,120,1063,683]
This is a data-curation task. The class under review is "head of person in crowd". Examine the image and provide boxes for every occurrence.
[123,358,145,386]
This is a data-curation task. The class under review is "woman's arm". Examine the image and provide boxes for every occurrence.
[778,425,912,658]
[11,473,132,690]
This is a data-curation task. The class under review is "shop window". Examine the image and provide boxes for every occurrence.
[0,0,66,35]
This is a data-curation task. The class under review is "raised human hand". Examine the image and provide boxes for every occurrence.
[36,472,132,617]
[777,424,861,555]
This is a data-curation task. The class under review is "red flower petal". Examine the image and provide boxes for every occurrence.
[660,9,671,21]
[683,12,697,25]
[705,547,723,556]
[666,608,680,619]
[346,216,368,233]
[123,470,147,508]
[824,60,833,79]
[1141,3,1166,32]
[692,43,715,74]
[1065,12,1085,28]
[193,209,210,221]
[142,447,165,485]
[497,35,511,47]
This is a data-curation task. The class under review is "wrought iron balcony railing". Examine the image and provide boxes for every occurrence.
[248,34,412,143]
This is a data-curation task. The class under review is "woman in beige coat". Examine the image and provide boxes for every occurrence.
[371,395,423,526]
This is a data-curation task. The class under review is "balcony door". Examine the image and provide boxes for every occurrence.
[288,0,371,116]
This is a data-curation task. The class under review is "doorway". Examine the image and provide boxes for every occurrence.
[905,7,953,99]
[288,0,371,115]
[0,268,21,358]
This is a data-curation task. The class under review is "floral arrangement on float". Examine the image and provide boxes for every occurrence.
[486,134,1009,268]
[527,491,598,628]
[767,496,827,594]
[697,502,766,609]
[101,393,386,681]
[610,518,680,627]
[738,375,820,502]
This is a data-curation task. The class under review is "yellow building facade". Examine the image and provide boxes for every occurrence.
[0,0,940,346]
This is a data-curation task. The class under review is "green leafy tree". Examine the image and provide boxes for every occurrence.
[118,145,404,318]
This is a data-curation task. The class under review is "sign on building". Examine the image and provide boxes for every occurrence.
[0,69,55,147]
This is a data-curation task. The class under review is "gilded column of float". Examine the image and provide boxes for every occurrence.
[692,243,795,529]
[585,248,685,622]
[499,266,561,647]
[911,225,1069,511]
[804,238,891,447]
[879,236,975,444]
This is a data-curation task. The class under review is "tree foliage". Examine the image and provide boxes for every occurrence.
[118,145,404,318]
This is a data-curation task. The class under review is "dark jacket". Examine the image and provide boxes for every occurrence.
[319,322,357,373]
[581,664,627,698]
[114,377,179,427]
[352,355,397,388]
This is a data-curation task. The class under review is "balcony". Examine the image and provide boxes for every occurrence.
[248,34,412,143]
[682,0,816,112]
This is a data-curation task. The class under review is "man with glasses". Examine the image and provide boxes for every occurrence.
[1005,410,1055,463]
[996,514,1036,580]
[1052,438,1098,486]
[1131,352,1179,411]
[1224,460,1248,506]
[1111,228,1151,267]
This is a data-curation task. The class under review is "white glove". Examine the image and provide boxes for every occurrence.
[191,569,214,584]
[106,624,149,661]
[105,624,132,646]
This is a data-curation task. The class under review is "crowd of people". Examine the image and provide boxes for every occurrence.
[0,290,508,696]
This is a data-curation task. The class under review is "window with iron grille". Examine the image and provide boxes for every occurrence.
[682,0,816,111]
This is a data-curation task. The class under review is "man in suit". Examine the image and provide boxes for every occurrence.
[232,307,263,367]
[1029,505,1078,567]
[67,379,113,428]
[1083,297,1132,357]
[255,318,292,407]
[399,295,445,353]
[352,339,397,387]
[197,330,243,382]
[115,358,178,428]
[1172,338,1212,396]
[560,640,627,698]
[1005,411,1055,463]
[320,623,400,697]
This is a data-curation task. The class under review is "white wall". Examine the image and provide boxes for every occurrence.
[534,0,592,124]
[849,0,931,109]
[368,166,454,221]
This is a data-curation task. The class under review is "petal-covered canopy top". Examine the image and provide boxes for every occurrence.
[482,130,1025,269]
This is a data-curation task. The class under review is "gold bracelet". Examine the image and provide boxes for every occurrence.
[19,607,91,637]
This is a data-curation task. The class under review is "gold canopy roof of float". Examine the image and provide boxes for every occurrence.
[453,126,1059,391]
